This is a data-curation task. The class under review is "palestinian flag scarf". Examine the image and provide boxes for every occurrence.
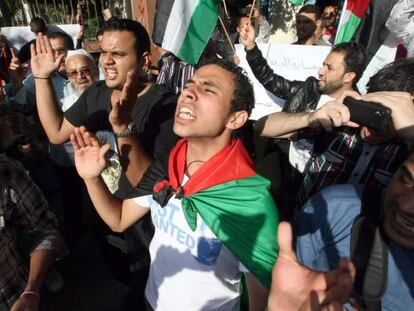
[153,138,279,288]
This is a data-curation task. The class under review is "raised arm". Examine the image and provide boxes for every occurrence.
[31,34,75,144]
[71,127,149,232]
[108,70,152,186]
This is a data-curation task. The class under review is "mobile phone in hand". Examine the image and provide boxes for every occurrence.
[343,96,391,131]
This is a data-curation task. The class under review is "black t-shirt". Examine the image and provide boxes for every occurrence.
[64,81,178,161]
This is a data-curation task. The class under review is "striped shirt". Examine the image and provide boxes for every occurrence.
[296,127,407,209]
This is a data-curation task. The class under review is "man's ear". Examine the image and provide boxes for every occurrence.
[227,110,249,130]
[344,71,356,84]
[141,51,151,69]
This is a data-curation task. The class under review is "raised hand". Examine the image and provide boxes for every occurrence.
[238,20,256,51]
[71,126,110,180]
[8,48,25,89]
[268,222,355,311]
[30,34,64,78]
[109,70,138,132]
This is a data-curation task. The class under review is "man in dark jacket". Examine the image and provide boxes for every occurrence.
[239,23,367,216]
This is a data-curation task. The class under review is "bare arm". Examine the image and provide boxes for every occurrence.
[256,111,311,138]
[11,249,56,311]
[109,70,152,186]
[255,100,356,138]
[71,127,149,232]
[31,34,75,144]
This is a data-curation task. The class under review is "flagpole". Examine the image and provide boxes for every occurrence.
[248,0,257,21]
[218,16,236,54]
[221,0,229,20]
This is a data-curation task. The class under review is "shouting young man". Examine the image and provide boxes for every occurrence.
[71,59,279,311]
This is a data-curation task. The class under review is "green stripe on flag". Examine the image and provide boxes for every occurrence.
[335,13,362,44]
[177,0,218,65]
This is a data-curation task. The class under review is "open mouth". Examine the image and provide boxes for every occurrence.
[105,68,117,79]
[177,107,196,120]
[393,210,414,234]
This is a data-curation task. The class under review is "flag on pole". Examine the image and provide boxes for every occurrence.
[152,0,219,65]
[335,0,370,44]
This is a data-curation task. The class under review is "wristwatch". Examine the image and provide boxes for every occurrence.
[113,122,136,138]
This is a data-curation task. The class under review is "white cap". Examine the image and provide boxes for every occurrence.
[65,49,94,64]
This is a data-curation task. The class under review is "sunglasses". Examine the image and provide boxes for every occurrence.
[67,68,92,79]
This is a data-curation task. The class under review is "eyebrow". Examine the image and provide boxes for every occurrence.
[401,164,414,183]
[186,78,220,90]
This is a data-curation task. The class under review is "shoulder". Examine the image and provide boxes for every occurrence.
[296,184,363,232]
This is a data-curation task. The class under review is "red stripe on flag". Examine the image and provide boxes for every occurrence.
[346,0,370,19]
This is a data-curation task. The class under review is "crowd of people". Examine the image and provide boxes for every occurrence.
[0,1,413,310]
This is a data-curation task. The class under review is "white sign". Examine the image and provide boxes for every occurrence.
[1,24,81,51]
[236,43,331,120]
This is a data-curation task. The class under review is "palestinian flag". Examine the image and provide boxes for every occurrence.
[152,138,279,288]
[152,0,219,65]
[335,0,370,44]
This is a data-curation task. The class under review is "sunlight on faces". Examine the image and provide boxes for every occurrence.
[173,64,239,140]
[383,153,414,249]
[66,55,97,93]
[99,31,141,91]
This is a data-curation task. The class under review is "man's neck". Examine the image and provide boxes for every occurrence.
[185,136,231,176]
[297,35,316,45]
[327,85,354,99]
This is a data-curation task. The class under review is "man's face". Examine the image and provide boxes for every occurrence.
[66,55,97,93]
[383,153,414,249]
[173,64,236,139]
[296,13,317,41]
[50,37,69,75]
[323,5,337,24]
[99,31,140,91]
[317,51,348,95]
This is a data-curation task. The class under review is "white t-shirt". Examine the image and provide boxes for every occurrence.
[289,94,334,173]
[133,176,246,311]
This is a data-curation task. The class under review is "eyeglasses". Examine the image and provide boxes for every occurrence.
[67,68,93,79]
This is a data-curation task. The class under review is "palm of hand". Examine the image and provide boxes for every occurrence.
[74,145,107,179]
[31,52,57,77]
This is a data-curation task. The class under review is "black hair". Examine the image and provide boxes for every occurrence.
[197,58,255,116]
[101,17,150,58]
[298,4,322,20]
[367,58,414,95]
[331,41,367,85]
[48,31,74,50]
[30,17,47,34]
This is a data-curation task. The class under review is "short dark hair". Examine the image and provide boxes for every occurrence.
[367,58,414,95]
[49,31,74,50]
[101,17,150,58]
[331,41,367,85]
[298,4,322,20]
[197,58,255,116]
[30,17,47,34]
